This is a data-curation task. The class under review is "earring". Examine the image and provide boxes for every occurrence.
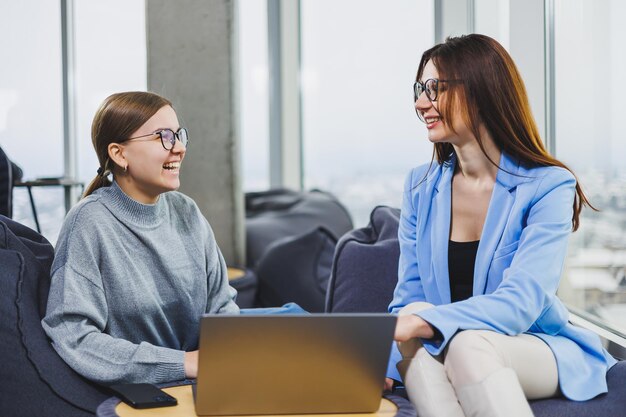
[124,164,128,173]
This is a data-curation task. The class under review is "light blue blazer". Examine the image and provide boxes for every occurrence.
[388,152,616,401]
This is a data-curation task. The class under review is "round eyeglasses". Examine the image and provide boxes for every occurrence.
[414,78,447,102]
[122,128,189,150]
[413,79,462,123]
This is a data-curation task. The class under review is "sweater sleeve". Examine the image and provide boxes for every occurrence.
[203,218,239,314]
[42,263,186,385]
[42,201,187,385]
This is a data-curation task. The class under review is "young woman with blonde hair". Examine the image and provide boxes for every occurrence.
[43,92,238,384]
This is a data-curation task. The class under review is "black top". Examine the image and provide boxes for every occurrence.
[448,240,479,302]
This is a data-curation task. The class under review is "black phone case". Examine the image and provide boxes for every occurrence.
[109,383,178,409]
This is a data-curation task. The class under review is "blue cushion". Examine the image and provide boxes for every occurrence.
[256,227,337,312]
[325,206,400,313]
[0,216,108,417]
[531,360,626,416]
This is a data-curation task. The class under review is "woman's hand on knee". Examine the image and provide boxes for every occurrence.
[394,314,435,341]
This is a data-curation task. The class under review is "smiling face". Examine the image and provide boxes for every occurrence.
[415,60,473,145]
[111,105,186,204]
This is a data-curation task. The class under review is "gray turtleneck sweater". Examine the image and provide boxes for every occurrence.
[42,181,239,385]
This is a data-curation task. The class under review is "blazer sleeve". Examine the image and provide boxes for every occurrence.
[416,168,576,356]
[386,167,428,380]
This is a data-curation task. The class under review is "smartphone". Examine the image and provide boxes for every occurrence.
[109,383,178,409]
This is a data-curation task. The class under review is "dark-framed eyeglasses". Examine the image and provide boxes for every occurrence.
[122,128,189,150]
[413,78,459,102]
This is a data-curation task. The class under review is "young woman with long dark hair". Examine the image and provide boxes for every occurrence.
[386,34,615,416]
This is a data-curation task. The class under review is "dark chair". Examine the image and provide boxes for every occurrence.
[245,188,353,269]
[246,188,353,310]
[0,216,109,417]
[324,206,626,416]
[255,227,337,312]
[0,146,22,218]
[326,205,400,313]
[228,267,258,309]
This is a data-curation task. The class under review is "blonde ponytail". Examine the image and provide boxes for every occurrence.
[83,171,112,198]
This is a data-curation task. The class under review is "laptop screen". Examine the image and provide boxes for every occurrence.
[195,314,396,416]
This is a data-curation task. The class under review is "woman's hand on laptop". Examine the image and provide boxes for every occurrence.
[394,314,434,341]
[184,350,199,378]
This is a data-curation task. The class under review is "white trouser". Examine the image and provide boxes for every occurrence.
[396,302,560,417]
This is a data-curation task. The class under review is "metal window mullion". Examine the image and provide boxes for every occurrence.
[61,0,78,209]
[467,0,475,33]
[544,0,556,155]
[295,0,303,191]
[434,0,443,43]
[267,0,302,190]
[268,0,282,188]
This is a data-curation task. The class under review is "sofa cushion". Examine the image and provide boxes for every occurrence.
[325,206,401,313]
[531,360,626,416]
[0,216,108,417]
[255,227,336,312]
[246,188,353,269]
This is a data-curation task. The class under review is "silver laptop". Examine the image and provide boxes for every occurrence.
[194,314,396,416]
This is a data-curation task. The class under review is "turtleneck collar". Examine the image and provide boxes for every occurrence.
[97,181,167,228]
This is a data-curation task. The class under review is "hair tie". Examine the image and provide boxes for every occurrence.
[97,167,104,177]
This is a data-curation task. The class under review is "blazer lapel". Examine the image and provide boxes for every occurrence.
[473,153,523,295]
[431,160,454,304]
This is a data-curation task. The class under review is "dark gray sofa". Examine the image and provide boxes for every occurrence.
[0,215,109,417]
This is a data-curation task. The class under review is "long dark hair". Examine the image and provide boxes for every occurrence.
[83,91,172,198]
[418,34,593,231]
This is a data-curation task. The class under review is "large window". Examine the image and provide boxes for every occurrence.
[554,0,626,335]
[301,0,435,226]
[0,1,146,244]
[74,0,147,188]
[0,1,64,238]
[237,0,270,191]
